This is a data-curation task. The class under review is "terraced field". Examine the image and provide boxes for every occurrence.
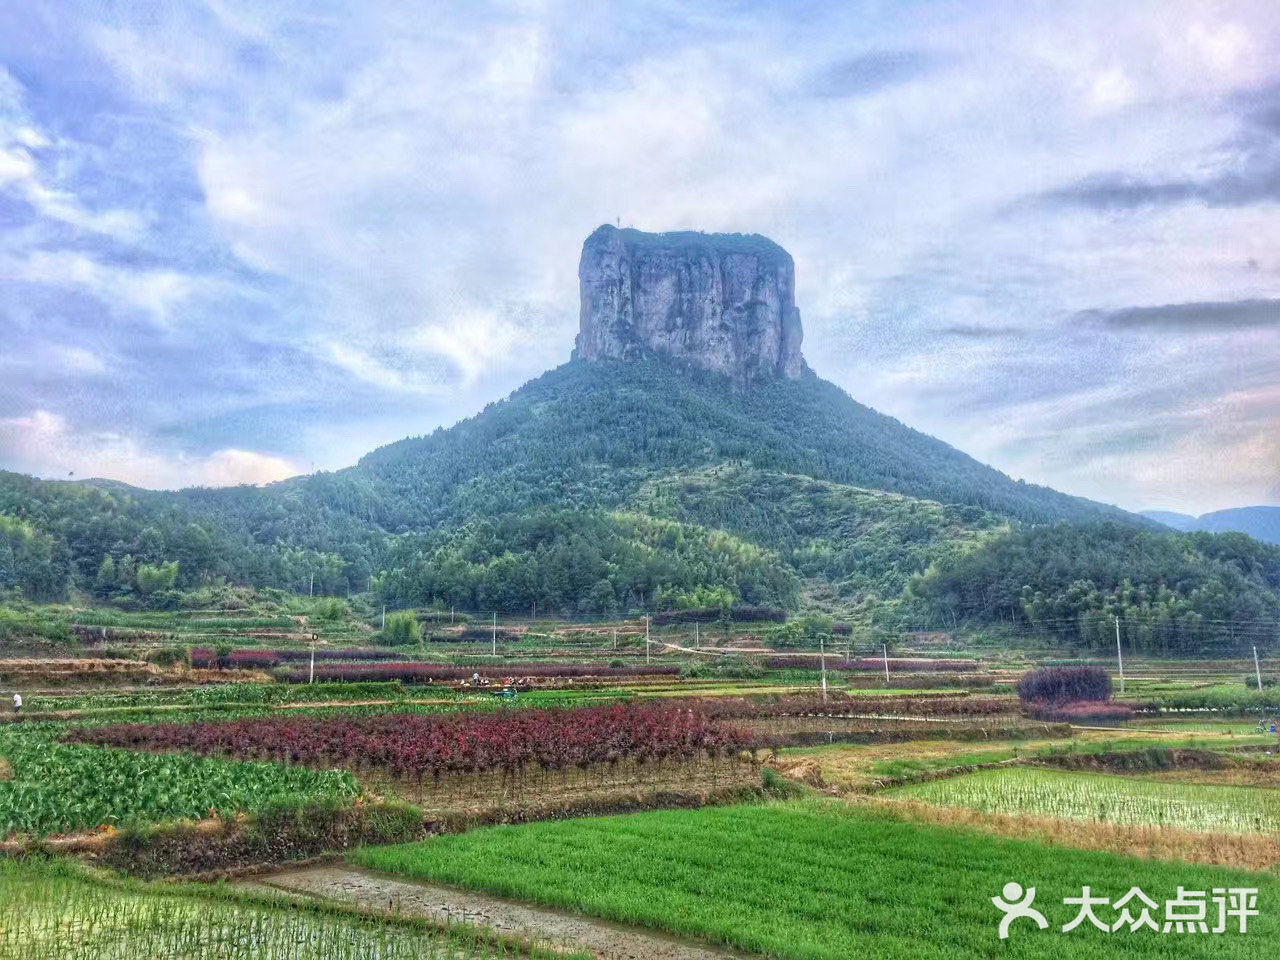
[890,767,1280,833]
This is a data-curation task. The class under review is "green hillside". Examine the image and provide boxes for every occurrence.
[631,465,1007,613]
[16,355,1266,635]
[912,521,1280,653]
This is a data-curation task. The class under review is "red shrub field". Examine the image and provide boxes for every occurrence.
[677,693,1012,719]
[65,703,753,781]
[1022,701,1137,722]
[187,648,681,680]
[1015,665,1111,703]
[762,657,979,672]
[277,662,680,683]
[190,647,443,668]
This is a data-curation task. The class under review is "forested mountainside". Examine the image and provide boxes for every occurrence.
[912,522,1280,653]
[3,357,1043,612]
[9,353,1279,650]
[0,470,349,602]
[1142,506,1280,545]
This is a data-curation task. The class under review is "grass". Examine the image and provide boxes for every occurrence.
[890,767,1280,833]
[353,799,1276,960]
[0,858,556,959]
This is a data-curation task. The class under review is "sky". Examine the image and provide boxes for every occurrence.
[1,0,1278,515]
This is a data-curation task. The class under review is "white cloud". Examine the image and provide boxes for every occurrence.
[0,409,299,489]
[0,83,144,239]
[2,1,1279,506]
[10,250,196,324]
[54,346,110,376]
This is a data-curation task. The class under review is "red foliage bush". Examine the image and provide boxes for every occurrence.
[762,657,978,672]
[1016,666,1111,703]
[1023,700,1134,722]
[65,704,754,779]
[278,662,679,683]
[667,693,1011,719]
[187,648,680,681]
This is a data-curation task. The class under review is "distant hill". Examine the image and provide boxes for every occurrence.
[2,356,1139,613]
[1141,506,1280,544]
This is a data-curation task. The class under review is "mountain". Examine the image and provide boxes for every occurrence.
[0,355,1137,615]
[576,225,803,382]
[1142,506,1280,544]
[13,224,1275,644]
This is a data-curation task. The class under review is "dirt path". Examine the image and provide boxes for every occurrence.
[242,864,752,960]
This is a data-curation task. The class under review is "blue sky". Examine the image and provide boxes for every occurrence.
[1,0,1278,514]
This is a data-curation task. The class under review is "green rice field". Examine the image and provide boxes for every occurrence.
[890,767,1280,833]
[353,800,1277,960]
[0,860,543,960]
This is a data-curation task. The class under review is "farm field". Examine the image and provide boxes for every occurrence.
[0,721,359,837]
[771,722,1277,792]
[889,767,1280,833]
[352,800,1277,960]
[0,859,560,960]
[3,598,1279,958]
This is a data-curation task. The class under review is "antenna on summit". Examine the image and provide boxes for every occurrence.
[616,216,620,227]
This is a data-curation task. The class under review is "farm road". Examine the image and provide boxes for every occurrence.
[243,864,753,960]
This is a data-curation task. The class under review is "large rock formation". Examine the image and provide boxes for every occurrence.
[575,225,803,382]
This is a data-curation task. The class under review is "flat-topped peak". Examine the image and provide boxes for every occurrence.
[576,225,803,383]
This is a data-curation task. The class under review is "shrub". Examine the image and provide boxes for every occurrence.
[314,598,347,621]
[1016,666,1111,703]
[381,612,422,646]
[146,645,189,667]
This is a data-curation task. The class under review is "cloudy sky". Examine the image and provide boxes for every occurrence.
[1,0,1278,514]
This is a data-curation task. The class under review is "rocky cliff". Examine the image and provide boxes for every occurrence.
[575,225,803,382]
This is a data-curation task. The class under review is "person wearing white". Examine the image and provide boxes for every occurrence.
[11,692,21,713]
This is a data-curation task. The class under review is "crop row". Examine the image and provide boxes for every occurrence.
[1,725,358,838]
[66,703,754,780]
[669,693,1013,719]
[190,647,406,668]
[892,767,1280,833]
[1,860,516,960]
[760,657,979,672]
[278,662,681,683]
[1022,701,1137,722]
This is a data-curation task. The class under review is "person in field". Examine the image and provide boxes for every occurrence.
[11,692,20,714]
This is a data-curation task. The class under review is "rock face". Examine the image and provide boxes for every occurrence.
[575,225,803,382]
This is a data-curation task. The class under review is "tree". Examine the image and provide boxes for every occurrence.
[94,555,117,597]
[381,612,422,646]
[136,560,179,595]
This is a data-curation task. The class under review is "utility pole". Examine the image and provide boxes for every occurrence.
[380,605,386,631]
[1254,645,1264,691]
[1115,616,1125,694]
[882,643,890,685]
[820,637,828,704]
[309,573,314,597]
[695,622,699,649]
[309,641,315,685]
[612,627,617,651]
[492,612,497,657]
[450,605,454,625]
[645,616,651,664]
